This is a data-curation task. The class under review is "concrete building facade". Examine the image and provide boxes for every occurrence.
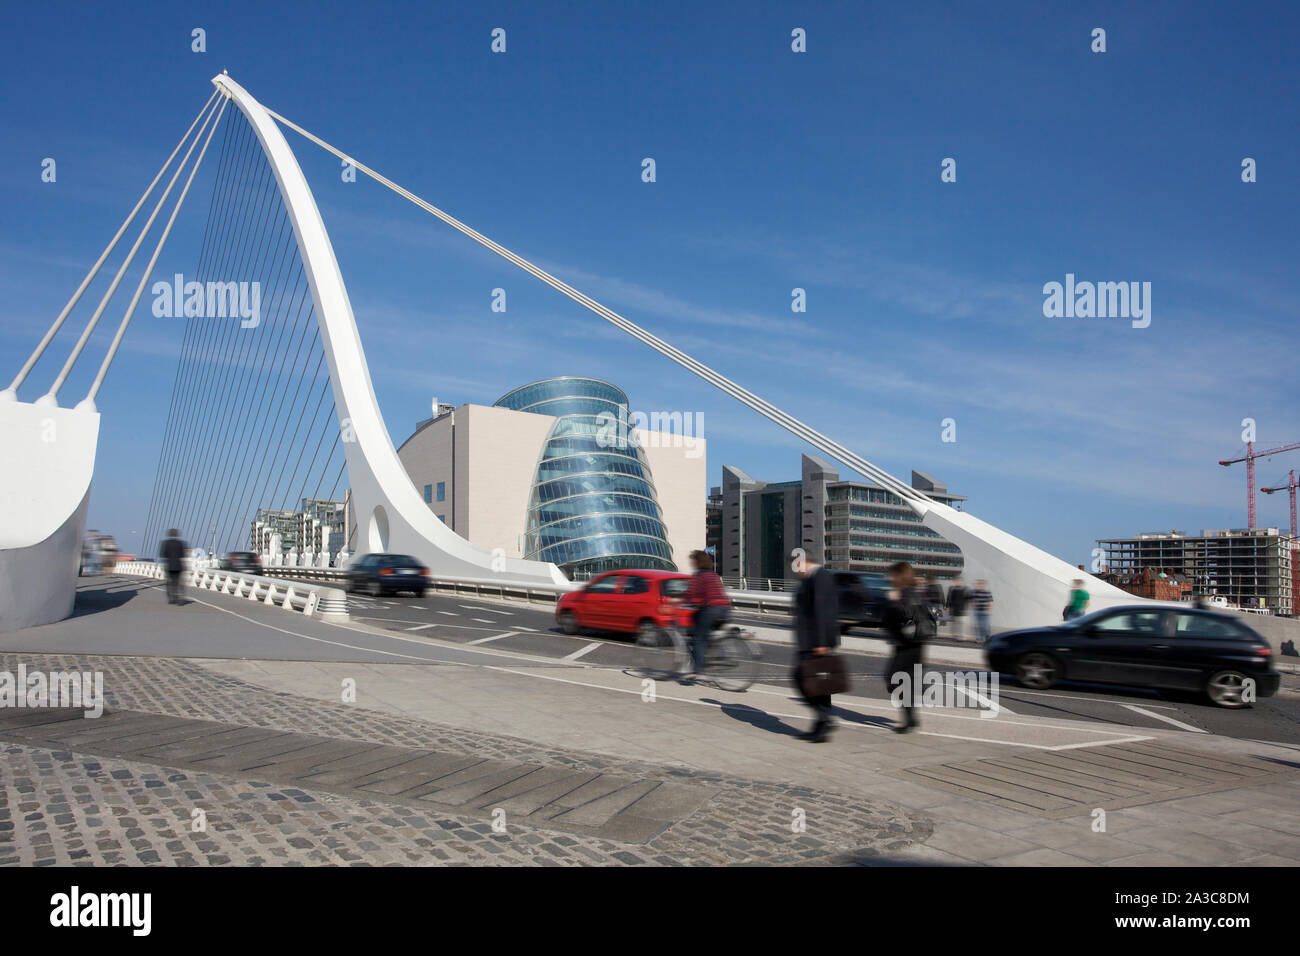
[397,378,706,576]
[718,454,967,582]
[1098,528,1295,616]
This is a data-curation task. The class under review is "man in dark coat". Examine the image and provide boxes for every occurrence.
[160,529,188,605]
[882,561,930,732]
[792,549,840,742]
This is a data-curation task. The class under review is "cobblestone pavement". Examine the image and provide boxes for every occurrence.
[0,654,930,866]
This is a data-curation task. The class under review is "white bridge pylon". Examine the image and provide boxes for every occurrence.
[212,74,568,588]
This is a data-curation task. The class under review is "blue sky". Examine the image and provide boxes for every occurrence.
[2,0,1297,564]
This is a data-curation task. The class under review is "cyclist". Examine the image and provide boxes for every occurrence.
[681,549,731,680]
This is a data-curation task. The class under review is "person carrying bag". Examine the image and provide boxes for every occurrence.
[791,549,846,742]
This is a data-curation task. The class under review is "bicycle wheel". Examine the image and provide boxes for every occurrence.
[635,626,686,681]
[706,631,758,692]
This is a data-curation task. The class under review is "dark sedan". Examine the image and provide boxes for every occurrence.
[985,605,1280,708]
[219,551,262,573]
[833,571,889,633]
[344,553,430,597]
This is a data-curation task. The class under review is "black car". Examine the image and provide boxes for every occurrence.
[833,571,889,633]
[219,551,262,573]
[985,605,1280,708]
[344,553,430,597]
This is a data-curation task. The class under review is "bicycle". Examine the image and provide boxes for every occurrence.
[634,606,759,692]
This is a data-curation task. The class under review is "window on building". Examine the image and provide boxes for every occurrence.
[437,514,446,523]
[423,484,433,503]
[436,482,446,502]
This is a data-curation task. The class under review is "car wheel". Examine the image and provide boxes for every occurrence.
[559,611,580,636]
[417,588,427,598]
[637,619,658,644]
[1206,670,1253,709]
[368,580,382,597]
[1016,652,1059,689]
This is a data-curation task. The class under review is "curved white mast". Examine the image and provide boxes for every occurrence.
[211,74,567,585]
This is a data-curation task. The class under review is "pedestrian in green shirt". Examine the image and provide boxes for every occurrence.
[1065,579,1089,620]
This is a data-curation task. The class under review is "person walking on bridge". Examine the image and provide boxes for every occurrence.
[882,562,932,733]
[1064,579,1090,621]
[792,549,841,742]
[160,529,188,605]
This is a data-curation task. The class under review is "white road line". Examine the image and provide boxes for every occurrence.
[406,624,437,632]
[1121,703,1206,733]
[1003,686,1181,710]
[945,675,1014,716]
[514,626,537,632]
[562,642,603,661]
[437,611,458,617]
[408,605,427,610]
[471,618,496,624]
[460,605,511,615]
[467,631,517,646]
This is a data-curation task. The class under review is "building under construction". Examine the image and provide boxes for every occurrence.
[1097,528,1295,616]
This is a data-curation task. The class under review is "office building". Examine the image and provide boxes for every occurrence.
[718,454,967,582]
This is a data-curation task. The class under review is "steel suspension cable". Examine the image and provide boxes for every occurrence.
[86,96,231,404]
[264,106,928,507]
[44,94,224,402]
[5,89,220,397]
[147,108,260,551]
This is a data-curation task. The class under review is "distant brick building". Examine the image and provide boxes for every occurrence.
[1099,566,1194,602]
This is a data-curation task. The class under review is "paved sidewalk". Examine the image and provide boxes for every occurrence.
[2,641,1299,866]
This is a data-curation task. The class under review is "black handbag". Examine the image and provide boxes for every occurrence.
[798,653,850,696]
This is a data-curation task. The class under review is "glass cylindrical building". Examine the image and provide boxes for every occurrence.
[494,377,676,575]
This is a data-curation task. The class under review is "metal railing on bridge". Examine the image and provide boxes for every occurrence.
[256,565,796,616]
[115,561,348,621]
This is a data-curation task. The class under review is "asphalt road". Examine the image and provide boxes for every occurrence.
[330,581,1300,746]
[9,576,1298,746]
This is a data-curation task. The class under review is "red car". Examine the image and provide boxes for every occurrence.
[556,570,692,641]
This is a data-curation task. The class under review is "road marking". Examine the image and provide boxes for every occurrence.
[1000,686,1180,709]
[945,674,1014,715]
[437,611,458,617]
[1121,703,1206,733]
[460,604,512,615]
[515,626,537,632]
[467,631,517,646]
[406,624,437,632]
[563,642,602,661]
[471,618,496,624]
[408,605,427,610]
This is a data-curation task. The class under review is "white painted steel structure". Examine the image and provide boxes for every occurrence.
[211,74,567,589]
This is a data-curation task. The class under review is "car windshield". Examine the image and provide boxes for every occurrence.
[382,555,420,566]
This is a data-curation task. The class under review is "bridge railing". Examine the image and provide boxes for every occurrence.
[257,566,794,615]
[114,561,348,621]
